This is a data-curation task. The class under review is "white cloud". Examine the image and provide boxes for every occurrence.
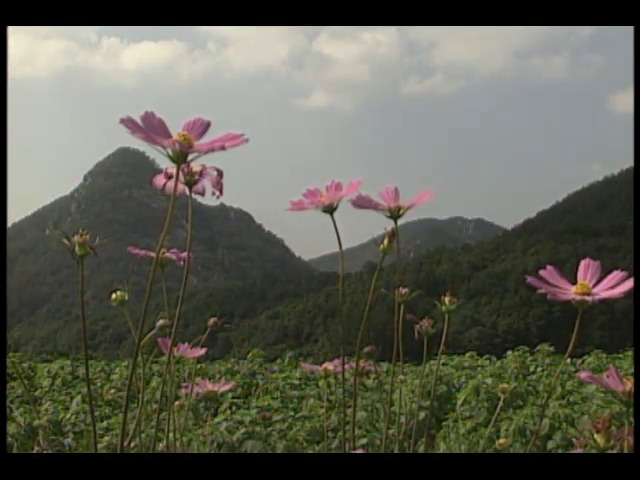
[608,86,634,114]
[8,26,610,111]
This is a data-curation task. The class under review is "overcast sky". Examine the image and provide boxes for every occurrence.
[8,26,634,259]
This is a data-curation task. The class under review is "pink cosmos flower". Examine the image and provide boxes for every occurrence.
[577,365,634,398]
[288,180,362,214]
[157,337,207,359]
[351,449,367,453]
[525,257,634,303]
[152,163,224,198]
[120,111,248,164]
[127,246,191,267]
[181,378,236,397]
[351,186,435,221]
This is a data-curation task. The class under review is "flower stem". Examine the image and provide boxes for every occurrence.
[409,335,428,451]
[118,175,180,452]
[178,328,211,448]
[329,212,347,453]
[350,254,384,449]
[479,394,506,452]
[161,270,171,318]
[323,379,329,453]
[423,311,451,452]
[152,190,194,452]
[381,220,401,452]
[394,302,406,452]
[526,306,584,452]
[78,259,98,453]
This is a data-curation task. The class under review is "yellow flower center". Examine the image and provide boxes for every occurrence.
[572,281,593,296]
[173,131,195,149]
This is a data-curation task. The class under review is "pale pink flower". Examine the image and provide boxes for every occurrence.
[577,365,634,398]
[525,257,634,303]
[351,186,434,221]
[288,180,362,214]
[127,246,191,267]
[157,337,207,359]
[152,163,224,198]
[181,378,236,397]
[120,111,248,164]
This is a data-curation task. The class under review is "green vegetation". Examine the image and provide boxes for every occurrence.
[308,216,506,273]
[7,150,633,363]
[7,347,633,453]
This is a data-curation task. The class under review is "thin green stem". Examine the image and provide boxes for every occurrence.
[395,303,406,452]
[423,311,451,452]
[161,270,171,318]
[381,220,401,452]
[329,213,347,453]
[152,190,194,452]
[118,175,180,452]
[178,328,211,449]
[381,296,399,452]
[525,307,584,452]
[350,254,384,449]
[480,394,506,452]
[409,336,428,451]
[323,379,329,453]
[78,260,98,453]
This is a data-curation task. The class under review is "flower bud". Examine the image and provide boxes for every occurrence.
[379,227,397,256]
[495,438,509,450]
[498,383,512,396]
[396,286,411,303]
[207,316,223,329]
[155,318,171,330]
[438,292,458,314]
[109,289,128,307]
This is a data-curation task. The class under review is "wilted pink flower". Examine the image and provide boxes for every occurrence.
[127,246,192,268]
[351,186,435,221]
[152,163,224,198]
[301,358,377,375]
[577,365,634,399]
[412,316,436,340]
[526,258,634,304]
[120,111,248,164]
[181,378,236,397]
[288,180,362,214]
[157,337,207,359]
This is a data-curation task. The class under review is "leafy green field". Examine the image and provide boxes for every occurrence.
[7,346,633,453]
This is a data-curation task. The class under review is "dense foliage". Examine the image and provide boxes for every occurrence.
[6,149,633,363]
[7,347,633,453]
[228,167,634,361]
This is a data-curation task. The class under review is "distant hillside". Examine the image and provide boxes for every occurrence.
[229,167,634,361]
[7,147,314,357]
[308,217,506,272]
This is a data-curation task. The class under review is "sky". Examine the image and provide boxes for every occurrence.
[7,26,634,259]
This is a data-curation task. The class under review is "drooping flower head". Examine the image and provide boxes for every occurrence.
[181,378,236,398]
[127,246,191,268]
[300,358,377,376]
[577,365,634,400]
[152,163,224,198]
[351,186,435,222]
[120,111,248,165]
[157,337,207,359]
[526,258,634,305]
[288,180,362,215]
[411,315,436,340]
